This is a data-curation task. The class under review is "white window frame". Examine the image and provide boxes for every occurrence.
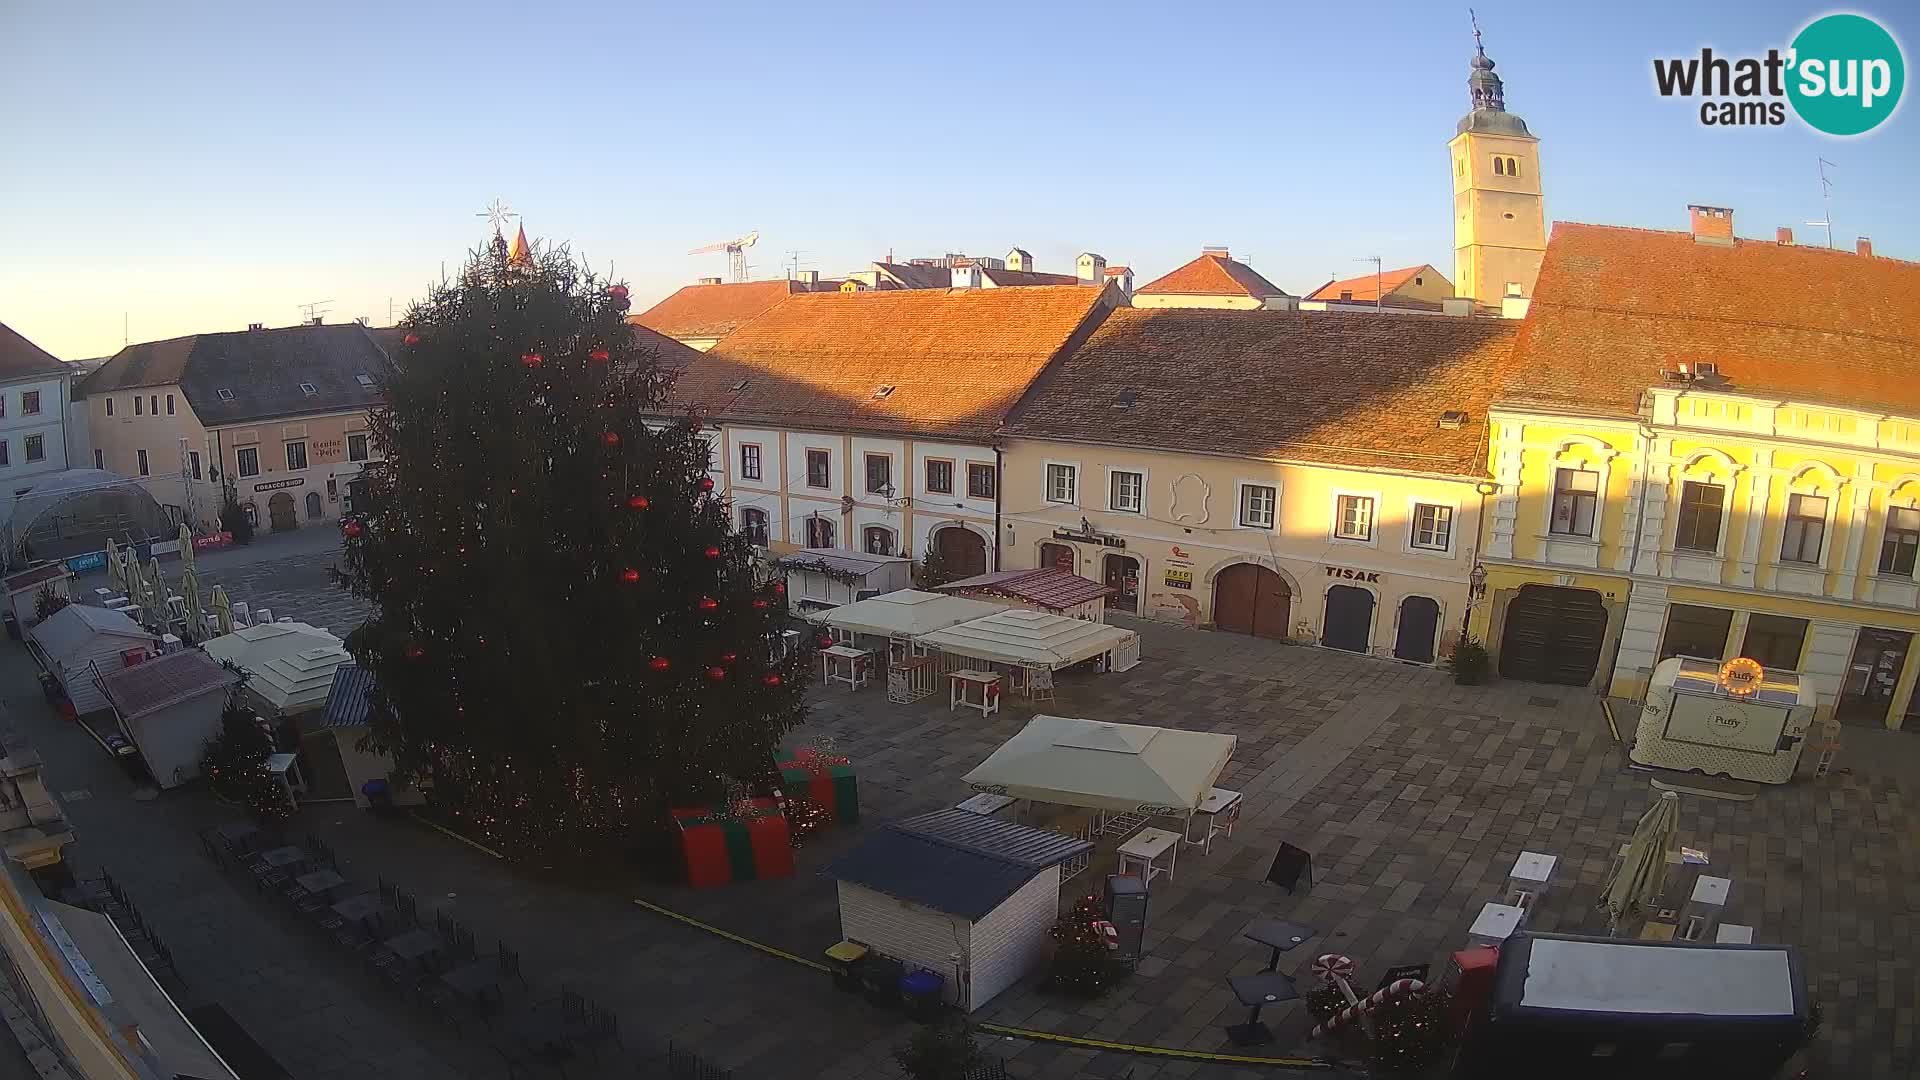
[864,452,894,496]
[20,390,40,416]
[24,435,44,463]
[738,442,763,482]
[1879,479,1920,580]
[236,447,260,478]
[1106,466,1146,515]
[1539,438,1617,550]
[804,513,837,549]
[1776,462,1842,572]
[1668,450,1739,559]
[1330,488,1380,547]
[740,506,770,548]
[1044,460,1079,506]
[1235,480,1279,531]
[804,447,833,490]
[924,457,955,496]
[965,461,996,500]
[1405,498,1458,555]
[862,524,898,556]
[285,439,309,471]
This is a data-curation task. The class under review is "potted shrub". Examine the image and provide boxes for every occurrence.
[1447,639,1490,685]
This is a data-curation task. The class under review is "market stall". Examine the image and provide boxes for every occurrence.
[27,604,156,714]
[1631,657,1815,784]
[97,649,239,789]
[914,607,1142,688]
[935,567,1112,623]
[815,589,1009,665]
[3,562,69,629]
[203,621,354,719]
[780,548,913,613]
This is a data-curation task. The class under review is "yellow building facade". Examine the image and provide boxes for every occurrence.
[1447,39,1546,309]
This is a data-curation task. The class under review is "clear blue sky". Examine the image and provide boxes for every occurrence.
[3,0,1914,359]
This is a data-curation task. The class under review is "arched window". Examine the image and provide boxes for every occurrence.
[740,507,769,547]
[1506,157,1520,178]
[863,526,895,556]
[1493,156,1505,176]
[805,515,835,549]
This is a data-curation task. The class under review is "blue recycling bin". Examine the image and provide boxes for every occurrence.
[899,969,945,1022]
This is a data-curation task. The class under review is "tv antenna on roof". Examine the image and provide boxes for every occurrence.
[1805,158,1838,249]
[298,299,334,323]
[1355,255,1383,312]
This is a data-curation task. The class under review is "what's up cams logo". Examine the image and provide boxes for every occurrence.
[1654,12,1905,135]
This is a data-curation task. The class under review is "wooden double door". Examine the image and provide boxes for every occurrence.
[1213,564,1291,639]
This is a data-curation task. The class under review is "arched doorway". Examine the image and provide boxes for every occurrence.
[935,525,988,577]
[1323,585,1375,653]
[268,491,297,532]
[1393,596,1442,663]
[1039,542,1074,572]
[1212,564,1291,639]
[305,491,324,520]
[1499,584,1607,685]
[1103,554,1140,614]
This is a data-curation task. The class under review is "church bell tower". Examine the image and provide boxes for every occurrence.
[1448,25,1545,311]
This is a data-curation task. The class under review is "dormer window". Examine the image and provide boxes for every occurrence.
[872,385,895,400]
[729,379,748,392]
[1339,290,1354,301]
[299,382,319,396]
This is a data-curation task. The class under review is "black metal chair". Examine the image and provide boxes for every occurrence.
[581,1005,619,1059]
[435,910,455,939]
[496,943,526,988]
[397,891,418,927]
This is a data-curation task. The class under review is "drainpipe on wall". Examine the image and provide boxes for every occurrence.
[1599,420,1659,701]
[992,444,1004,572]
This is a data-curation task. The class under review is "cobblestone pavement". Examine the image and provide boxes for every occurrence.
[22,542,1916,1078]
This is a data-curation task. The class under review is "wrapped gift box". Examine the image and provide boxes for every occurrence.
[671,798,795,887]
[778,744,859,826]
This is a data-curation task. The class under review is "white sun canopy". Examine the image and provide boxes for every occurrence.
[916,608,1137,671]
[962,715,1236,815]
[816,589,1009,640]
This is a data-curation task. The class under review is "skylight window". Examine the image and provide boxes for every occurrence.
[216,389,235,401]
[872,384,895,399]
[299,382,319,396]
[355,373,375,388]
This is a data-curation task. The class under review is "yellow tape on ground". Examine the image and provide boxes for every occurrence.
[1601,698,1621,744]
[631,898,1332,1069]
[409,811,505,860]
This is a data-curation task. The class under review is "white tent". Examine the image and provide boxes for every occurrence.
[817,589,1008,641]
[916,608,1140,672]
[962,715,1236,815]
[203,621,353,716]
[28,605,154,713]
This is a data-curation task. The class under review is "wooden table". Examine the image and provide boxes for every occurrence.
[947,669,1001,716]
[331,894,384,925]
[295,869,346,897]
[1185,786,1243,851]
[821,645,872,690]
[1117,827,1181,884]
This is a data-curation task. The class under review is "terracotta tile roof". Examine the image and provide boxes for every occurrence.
[936,567,1112,609]
[629,322,705,373]
[672,286,1112,440]
[1008,308,1518,476]
[631,280,799,341]
[0,321,66,380]
[1136,252,1292,300]
[1103,266,1132,277]
[1305,265,1433,303]
[1501,222,1920,418]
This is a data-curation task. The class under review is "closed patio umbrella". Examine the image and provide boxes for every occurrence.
[148,556,169,630]
[1601,790,1681,935]
[181,566,207,643]
[178,522,195,572]
[105,537,122,592]
[211,585,233,636]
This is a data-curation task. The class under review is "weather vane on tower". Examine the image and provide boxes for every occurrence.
[1470,8,1484,54]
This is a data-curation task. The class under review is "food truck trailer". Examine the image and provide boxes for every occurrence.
[1455,933,1808,1078]
[1630,656,1815,784]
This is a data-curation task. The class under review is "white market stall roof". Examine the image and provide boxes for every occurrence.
[28,604,149,666]
[962,715,1236,815]
[816,589,1008,639]
[202,621,353,714]
[915,608,1136,670]
[778,548,910,580]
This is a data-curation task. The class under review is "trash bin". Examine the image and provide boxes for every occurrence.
[362,778,395,817]
[825,940,868,994]
[899,969,946,1023]
[3,611,18,641]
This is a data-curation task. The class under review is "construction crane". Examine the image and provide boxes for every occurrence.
[688,231,760,283]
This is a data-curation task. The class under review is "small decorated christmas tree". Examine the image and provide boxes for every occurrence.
[200,672,290,823]
[1045,894,1126,997]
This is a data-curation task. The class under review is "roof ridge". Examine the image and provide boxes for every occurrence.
[1531,297,1920,351]
[1554,220,1920,268]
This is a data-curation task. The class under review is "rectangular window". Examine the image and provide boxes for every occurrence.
[93,449,104,470]
[135,396,144,415]
[23,435,44,463]
[285,440,309,470]
[237,447,260,478]
[136,447,149,475]
[1108,470,1143,514]
[740,508,769,547]
[1743,614,1810,670]
[0,396,5,417]
[1045,463,1077,504]
[805,515,835,548]
[1335,494,1374,541]
[1781,493,1827,564]
[150,394,157,415]
[1239,484,1277,528]
[926,459,953,495]
[1880,506,1920,576]
[348,433,369,462]
[0,442,8,466]
[189,451,202,480]
[805,449,831,489]
[865,453,892,495]
[739,443,762,481]
[165,393,175,415]
[1658,604,1734,662]
[1411,503,1453,551]
[967,463,995,499]
[21,391,40,416]
[1550,468,1600,537]
[105,398,113,417]
[864,526,894,555]
[1674,481,1725,553]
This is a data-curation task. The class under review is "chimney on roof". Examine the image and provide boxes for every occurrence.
[792,270,819,287]
[248,322,265,331]
[1776,227,1794,246]
[697,276,723,286]
[1076,253,1107,285]
[1688,205,1735,245]
[1202,246,1230,259]
[1858,237,1874,258]
[308,316,323,326]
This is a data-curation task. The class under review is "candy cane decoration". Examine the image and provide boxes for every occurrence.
[1311,978,1427,1038]
[1311,954,1360,1005]
[1091,920,1119,951]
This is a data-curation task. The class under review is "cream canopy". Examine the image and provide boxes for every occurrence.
[817,589,1008,640]
[916,608,1137,671]
[962,715,1236,815]
[203,621,353,715]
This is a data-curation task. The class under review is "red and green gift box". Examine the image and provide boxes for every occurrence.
[671,798,795,887]
[777,743,859,825]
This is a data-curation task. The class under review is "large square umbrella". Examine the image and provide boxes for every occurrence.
[1601,790,1681,935]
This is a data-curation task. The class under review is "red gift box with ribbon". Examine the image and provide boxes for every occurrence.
[777,744,859,825]
[670,798,794,887]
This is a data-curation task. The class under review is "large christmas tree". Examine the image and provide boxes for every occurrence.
[333,236,814,860]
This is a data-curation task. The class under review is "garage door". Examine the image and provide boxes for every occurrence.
[1212,564,1291,639]
[1499,584,1608,686]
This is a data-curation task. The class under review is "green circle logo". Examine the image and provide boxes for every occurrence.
[1788,13,1905,136]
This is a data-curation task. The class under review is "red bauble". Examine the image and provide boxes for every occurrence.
[608,284,630,300]
[620,568,641,584]
[404,645,425,660]
[589,347,611,363]
[706,666,726,681]
[763,674,783,687]
[521,352,544,368]
[698,477,716,492]
[752,599,769,609]
[815,634,833,649]
[696,596,719,611]
[648,656,671,672]
[402,332,421,347]
[720,651,738,665]
[773,582,786,595]
[342,520,364,539]
[602,431,621,447]
[626,495,650,510]
[703,545,722,560]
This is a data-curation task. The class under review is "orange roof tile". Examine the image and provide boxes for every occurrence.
[1136,252,1291,299]
[1305,265,1433,303]
[632,280,798,340]
[672,286,1112,440]
[1501,223,1920,418]
[1007,308,1518,476]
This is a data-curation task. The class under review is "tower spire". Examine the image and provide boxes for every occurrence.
[1467,10,1506,113]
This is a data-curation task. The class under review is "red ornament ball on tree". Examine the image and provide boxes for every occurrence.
[698,477,716,492]
[720,651,738,665]
[773,582,786,595]
[402,332,421,347]
[815,634,833,649]
[706,666,726,681]
[602,431,621,447]
[647,656,671,672]
[620,568,641,584]
[763,674,783,687]
[752,599,768,609]
[607,284,630,300]
[626,494,649,510]
[588,347,611,363]
[342,520,364,539]
[404,645,426,661]
[696,596,719,611]
[703,545,721,560]
[521,352,544,368]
